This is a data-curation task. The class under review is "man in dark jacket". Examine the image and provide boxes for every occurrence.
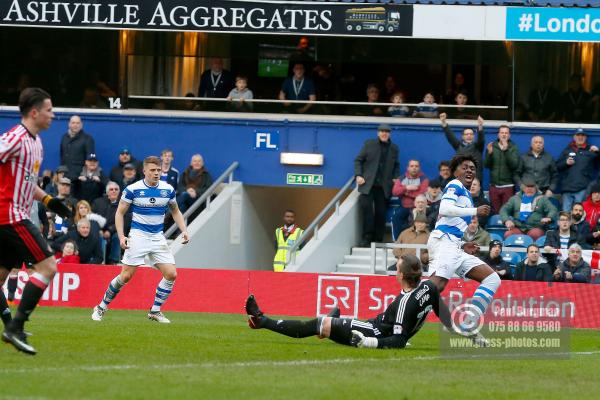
[439,113,485,180]
[514,244,553,282]
[515,135,558,196]
[93,182,131,264]
[543,211,587,266]
[177,154,214,214]
[354,124,400,246]
[484,125,521,214]
[198,57,235,99]
[557,128,600,212]
[571,202,591,239]
[53,218,103,264]
[160,149,179,190]
[74,153,107,204]
[482,240,512,280]
[60,115,95,181]
[109,147,142,183]
[553,244,591,283]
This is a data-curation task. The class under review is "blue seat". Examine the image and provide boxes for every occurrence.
[504,234,533,248]
[487,228,507,238]
[486,214,504,228]
[535,235,547,247]
[489,233,504,243]
[501,251,524,267]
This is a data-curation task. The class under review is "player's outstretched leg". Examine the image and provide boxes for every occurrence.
[92,275,127,321]
[148,264,176,324]
[245,295,321,338]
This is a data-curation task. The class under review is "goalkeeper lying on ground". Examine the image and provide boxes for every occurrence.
[245,254,457,349]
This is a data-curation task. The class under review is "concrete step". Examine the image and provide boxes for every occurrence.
[350,247,396,257]
[342,255,397,266]
[336,264,377,275]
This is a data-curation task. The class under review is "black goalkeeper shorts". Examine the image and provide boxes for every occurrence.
[328,318,383,346]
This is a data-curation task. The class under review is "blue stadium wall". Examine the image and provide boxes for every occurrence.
[0,110,598,190]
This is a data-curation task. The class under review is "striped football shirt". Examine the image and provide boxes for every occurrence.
[121,179,176,235]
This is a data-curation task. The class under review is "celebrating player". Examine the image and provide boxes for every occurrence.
[427,154,499,341]
[0,88,73,355]
[91,156,189,323]
[245,254,453,349]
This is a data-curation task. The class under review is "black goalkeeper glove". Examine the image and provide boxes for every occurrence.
[42,195,73,219]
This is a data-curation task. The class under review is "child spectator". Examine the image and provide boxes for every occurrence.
[57,240,81,264]
[227,75,253,112]
[388,92,410,118]
[413,92,439,118]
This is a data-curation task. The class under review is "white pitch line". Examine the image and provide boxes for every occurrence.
[1,350,599,374]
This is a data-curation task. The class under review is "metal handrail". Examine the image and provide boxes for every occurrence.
[129,94,509,110]
[165,161,239,238]
[286,175,356,265]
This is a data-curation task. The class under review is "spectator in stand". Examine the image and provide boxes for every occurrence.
[382,75,398,102]
[544,212,587,267]
[56,239,80,264]
[227,75,253,112]
[279,63,316,114]
[392,214,430,267]
[288,37,314,76]
[160,149,179,190]
[424,181,442,231]
[444,72,467,104]
[412,92,438,118]
[439,113,485,180]
[73,200,106,238]
[462,216,491,254]
[392,159,429,231]
[448,91,477,120]
[313,64,339,114]
[52,218,103,264]
[571,202,591,238]
[354,124,400,246]
[587,216,600,250]
[499,178,558,240]
[79,87,106,109]
[484,124,520,213]
[109,147,142,182]
[60,115,95,181]
[514,244,553,282]
[469,178,491,228]
[400,195,433,240]
[482,240,512,280]
[56,177,78,215]
[515,135,558,197]
[74,153,107,203]
[434,161,452,190]
[177,154,214,214]
[351,84,384,117]
[561,74,592,122]
[45,165,69,197]
[93,182,130,264]
[388,91,410,118]
[527,73,561,122]
[118,163,138,191]
[557,129,600,211]
[553,243,591,283]
[583,184,600,231]
[198,57,235,99]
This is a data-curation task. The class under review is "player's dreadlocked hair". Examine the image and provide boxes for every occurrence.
[449,154,478,175]
[399,254,422,288]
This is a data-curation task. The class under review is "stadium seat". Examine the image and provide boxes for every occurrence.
[489,233,504,243]
[386,196,401,223]
[535,235,547,247]
[501,251,524,267]
[504,234,533,248]
[486,214,504,228]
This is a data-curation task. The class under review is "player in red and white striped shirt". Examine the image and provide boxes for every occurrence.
[0,88,72,355]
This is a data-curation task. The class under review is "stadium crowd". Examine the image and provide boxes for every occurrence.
[28,115,213,265]
[356,119,600,284]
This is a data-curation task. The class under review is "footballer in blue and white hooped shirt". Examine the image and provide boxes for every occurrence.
[427,154,500,344]
[91,156,190,325]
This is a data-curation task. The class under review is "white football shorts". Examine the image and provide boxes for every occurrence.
[121,231,175,267]
[427,232,483,280]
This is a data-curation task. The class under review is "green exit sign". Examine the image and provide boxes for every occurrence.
[287,173,323,186]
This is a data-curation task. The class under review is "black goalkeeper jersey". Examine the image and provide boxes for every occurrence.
[369,280,450,347]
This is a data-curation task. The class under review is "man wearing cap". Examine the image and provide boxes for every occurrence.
[354,124,400,247]
[60,115,96,181]
[109,147,142,183]
[75,153,107,203]
[557,129,599,211]
[481,240,512,280]
[55,177,78,217]
[499,178,558,240]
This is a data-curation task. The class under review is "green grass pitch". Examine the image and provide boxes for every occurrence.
[2,307,600,399]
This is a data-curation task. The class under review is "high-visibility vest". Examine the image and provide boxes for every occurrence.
[273,226,303,272]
